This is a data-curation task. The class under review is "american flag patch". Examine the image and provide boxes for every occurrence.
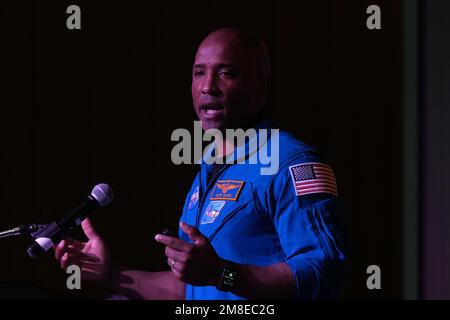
[289,162,338,197]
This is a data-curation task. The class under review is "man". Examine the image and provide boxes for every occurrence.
[54,28,347,299]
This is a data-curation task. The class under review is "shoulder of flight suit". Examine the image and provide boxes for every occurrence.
[256,131,347,299]
[276,130,322,166]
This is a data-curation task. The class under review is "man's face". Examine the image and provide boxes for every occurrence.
[191,37,263,131]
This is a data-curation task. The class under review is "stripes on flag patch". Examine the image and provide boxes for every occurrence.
[289,162,338,197]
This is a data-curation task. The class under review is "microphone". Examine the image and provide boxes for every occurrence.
[26,183,113,258]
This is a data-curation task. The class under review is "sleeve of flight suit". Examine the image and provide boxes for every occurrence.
[264,153,348,299]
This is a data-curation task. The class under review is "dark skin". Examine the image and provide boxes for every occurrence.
[191,29,269,131]
[155,222,223,286]
[155,29,295,298]
[54,28,295,299]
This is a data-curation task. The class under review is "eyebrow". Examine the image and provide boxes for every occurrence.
[193,63,235,69]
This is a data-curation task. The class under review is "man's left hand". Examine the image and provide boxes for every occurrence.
[155,222,225,286]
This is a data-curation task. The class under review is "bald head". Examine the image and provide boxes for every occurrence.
[192,28,271,130]
[198,28,271,77]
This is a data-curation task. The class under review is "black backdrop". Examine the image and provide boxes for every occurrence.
[0,0,404,299]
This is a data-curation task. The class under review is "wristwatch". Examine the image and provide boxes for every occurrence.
[216,260,238,292]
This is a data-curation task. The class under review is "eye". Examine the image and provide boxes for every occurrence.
[193,70,205,77]
[219,71,236,78]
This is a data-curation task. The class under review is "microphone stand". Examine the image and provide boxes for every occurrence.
[0,224,47,239]
[1,221,77,258]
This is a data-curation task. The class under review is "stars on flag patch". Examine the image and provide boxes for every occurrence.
[289,162,338,197]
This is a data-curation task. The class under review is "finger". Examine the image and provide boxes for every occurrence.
[167,257,174,269]
[54,239,67,261]
[64,236,83,250]
[53,235,79,249]
[81,217,100,240]
[170,262,183,279]
[165,246,186,263]
[53,239,62,250]
[55,237,84,261]
[180,222,207,244]
[167,257,184,274]
[62,250,83,269]
[155,234,190,251]
[78,251,101,263]
[60,252,71,270]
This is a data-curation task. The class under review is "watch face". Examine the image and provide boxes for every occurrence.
[220,267,237,291]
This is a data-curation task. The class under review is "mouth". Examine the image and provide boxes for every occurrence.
[200,103,224,118]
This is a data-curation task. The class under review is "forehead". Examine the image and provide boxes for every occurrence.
[194,40,250,66]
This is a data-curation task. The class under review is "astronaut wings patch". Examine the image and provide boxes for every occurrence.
[289,162,338,197]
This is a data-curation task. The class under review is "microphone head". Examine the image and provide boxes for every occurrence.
[91,183,114,206]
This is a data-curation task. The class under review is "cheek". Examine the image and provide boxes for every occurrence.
[191,83,200,102]
[223,81,243,98]
[225,84,254,106]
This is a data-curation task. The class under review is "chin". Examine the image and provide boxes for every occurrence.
[201,120,226,131]
[202,123,224,131]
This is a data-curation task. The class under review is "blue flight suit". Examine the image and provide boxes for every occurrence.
[178,121,347,300]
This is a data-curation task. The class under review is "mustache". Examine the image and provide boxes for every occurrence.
[200,101,224,110]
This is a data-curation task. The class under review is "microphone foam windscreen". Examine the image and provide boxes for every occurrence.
[91,183,114,206]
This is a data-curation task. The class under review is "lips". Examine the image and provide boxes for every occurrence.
[200,103,224,119]
[201,102,223,110]
[205,109,221,115]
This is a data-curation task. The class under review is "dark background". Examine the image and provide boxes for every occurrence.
[0,0,447,300]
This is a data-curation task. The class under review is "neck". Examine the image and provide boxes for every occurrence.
[212,114,269,158]
[215,136,235,158]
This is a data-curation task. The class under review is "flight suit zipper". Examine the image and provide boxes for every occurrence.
[191,164,227,299]
[195,164,228,229]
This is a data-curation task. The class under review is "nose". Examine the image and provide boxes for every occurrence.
[201,74,220,96]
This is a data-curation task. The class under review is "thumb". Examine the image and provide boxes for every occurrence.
[81,217,100,240]
[180,221,206,244]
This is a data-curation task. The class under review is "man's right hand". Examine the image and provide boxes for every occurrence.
[54,217,111,284]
